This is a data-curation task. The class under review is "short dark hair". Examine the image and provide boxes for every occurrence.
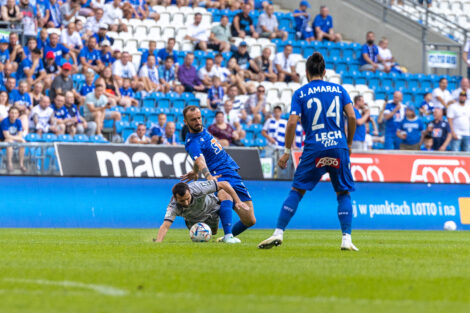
[165,56,174,62]
[354,95,363,104]
[439,77,447,83]
[137,123,146,128]
[424,134,433,140]
[273,105,282,111]
[172,182,190,198]
[306,52,325,78]
[32,48,42,55]
[183,105,199,119]
[195,12,202,17]
[8,106,19,113]
[215,111,224,117]
[168,37,175,42]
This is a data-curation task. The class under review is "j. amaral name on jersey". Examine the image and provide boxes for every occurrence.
[316,130,342,147]
[299,85,342,98]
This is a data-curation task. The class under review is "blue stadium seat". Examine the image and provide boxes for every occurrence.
[354,74,367,85]
[57,134,73,142]
[89,135,108,143]
[147,113,159,123]
[245,131,254,141]
[241,139,254,147]
[25,133,42,142]
[407,75,420,90]
[182,92,195,100]
[156,98,171,109]
[172,99,185,109]
[394,77,407,90]
[42,134,57,142]
[116,121,129,133]
[142,98,156,108]
[342,74,354,85]
[73,134,89,142]
[103,120,114,129]
[255,138,267,147]
[367,77,381,90]
[381,77,393,90]
[374,89,387,100]
[334,62,348,75]
[141,107,156,115]
[187,99,200,107]
[132,112,146,123]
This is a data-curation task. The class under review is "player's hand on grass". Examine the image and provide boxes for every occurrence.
[181,171,198,183]
[278,153,290,169]
[235,202,249,212]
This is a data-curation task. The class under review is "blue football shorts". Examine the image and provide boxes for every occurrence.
[217,171,252,202]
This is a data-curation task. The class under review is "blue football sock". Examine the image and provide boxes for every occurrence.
[337,193,352,235]
[219,200,233,235]
[232,221,249,236]
[276,189,303,231]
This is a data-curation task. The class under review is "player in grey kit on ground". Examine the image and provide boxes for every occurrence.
[155,180,248,243]
[258,52,359,251]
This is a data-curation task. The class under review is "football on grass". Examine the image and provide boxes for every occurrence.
[189,223,212,242]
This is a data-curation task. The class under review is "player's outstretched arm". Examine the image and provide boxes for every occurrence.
[155,220,173,242]
[344,103,357,153]
[278,114,300,169]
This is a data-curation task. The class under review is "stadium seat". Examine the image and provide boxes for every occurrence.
[57,134,73,142]
[25,133,42,142]
[89,135,108,143]
[42,134,57,142]
[73,134,89,142]
[172,99,186,109]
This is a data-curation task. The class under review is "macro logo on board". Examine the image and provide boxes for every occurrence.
[410,159,470,184]
[96,151,194,177]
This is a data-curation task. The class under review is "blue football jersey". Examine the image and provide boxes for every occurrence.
[185,129,240,176]
[290,80,352,152]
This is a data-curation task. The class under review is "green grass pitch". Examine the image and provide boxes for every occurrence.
[1,229,469,313]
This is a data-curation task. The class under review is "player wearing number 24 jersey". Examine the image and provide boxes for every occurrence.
[181,106,256,239]
[258,52,359,251]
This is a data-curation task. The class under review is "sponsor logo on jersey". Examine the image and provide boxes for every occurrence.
[315,157,340,169]
[315,130,342,147]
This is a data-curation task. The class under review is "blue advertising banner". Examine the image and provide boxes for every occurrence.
[0,177,469,230]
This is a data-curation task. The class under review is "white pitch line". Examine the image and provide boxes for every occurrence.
[3,278,128,297]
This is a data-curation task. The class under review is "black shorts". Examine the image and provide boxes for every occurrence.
[207,42,221,51]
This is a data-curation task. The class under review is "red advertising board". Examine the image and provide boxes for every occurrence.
[292,152,470,184]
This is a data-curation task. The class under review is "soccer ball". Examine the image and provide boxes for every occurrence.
[189,223,212,242]
[443,221,457,231]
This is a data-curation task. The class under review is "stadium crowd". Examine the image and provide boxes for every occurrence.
[0,0,469,173]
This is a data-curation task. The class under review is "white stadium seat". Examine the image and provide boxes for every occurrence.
[134,25,148,39]
[249,44,262,58]
[172,13,185,25]
[148,26,162,39]
[157,13,171,26]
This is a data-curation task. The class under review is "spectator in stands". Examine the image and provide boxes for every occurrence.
[360,31,387,73]
[85,7,106,35]
[60,0,81,27]
[313,5,341,42]
[79,36,103,74]
[464,39,470,79]
[50,63,75,103]
[381,91,405,149]
[19,0,37,42]
[36,0,50,28]
[231,3,259,39]
[424,107,451,151]
[31,95,60,136]
[274,44,300,83]
[44,32,72,66]
[232,41,262,82]
[119,78,139,107]
[257,4,287,41]
[12,80,32,135]
[451,78,470,102]
[0,91,9,122]
[159,56,183,94]
[4,77,17,104]
[293,1,314,42]
[103,0,125,31]
[421,134,433,151]
[212,53,230,87]
[83,82,121,136]
[139,55,161,93]
[112,51,137,87]
[8,32,23,69]
[162,121,179,145]
[0,106,26,173]
[224,84,244,111]
[352,95,370,150]
[262,105,285,154]
[198,58,217,88]
[207,76,224,110]
[208,111,238,147]
[29,81,44,108]
[65,90,95,136]
[253,48,277,82]
[93,23,114,47]
[177,53,205,92]
[20,48,46,86]
[222,100,245,142]
[0,38,10,72]
[447,91,470,152]
[378,37,402,73]
[60,22,83,56]
[52,94,74,134]
[1,0,22,26]
[419,92,434,117]
[156,38,177,65]
[126,123,151,144]
[47,0,62,28]
[417,0,432,9]
[141,40,158,67]
[79,71,95,104]
[245,85,267,124]
[396,107,424,150]
[99,40,114,67]
[44,51,60,83]
[431,78,454,109]
[100,67,120,105]
[209,15,232,53]
[150,112,166,144]
[22,37,38,62]
[185,13,210,52]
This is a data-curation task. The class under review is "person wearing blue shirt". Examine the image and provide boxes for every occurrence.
[360,31,386,72]
[44,33,70,64]
[0,38,10,66]
[351,95,371,150]
[313,6,342,42]
[293,1,314,42]
[48,0,62,27]
[0,106,27,173]
[79,72,95,97]
[36,28,49,51]
[396,106,425,150]
[158,56,178,93]
[423,107,452,151]
[99,40,115,66]
[19,48,47,84]
[36,0,51,27]
[258,52,359,251]
[79,37,103,73]
[181,105,256,241]
[141,40,159,67]
[382,91,406,150]
[93,25,114,46]
[156,39,177,65]
[419,92,434,117]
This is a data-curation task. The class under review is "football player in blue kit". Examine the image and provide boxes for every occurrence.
[258,52,359,251]
[181,106,256,243]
